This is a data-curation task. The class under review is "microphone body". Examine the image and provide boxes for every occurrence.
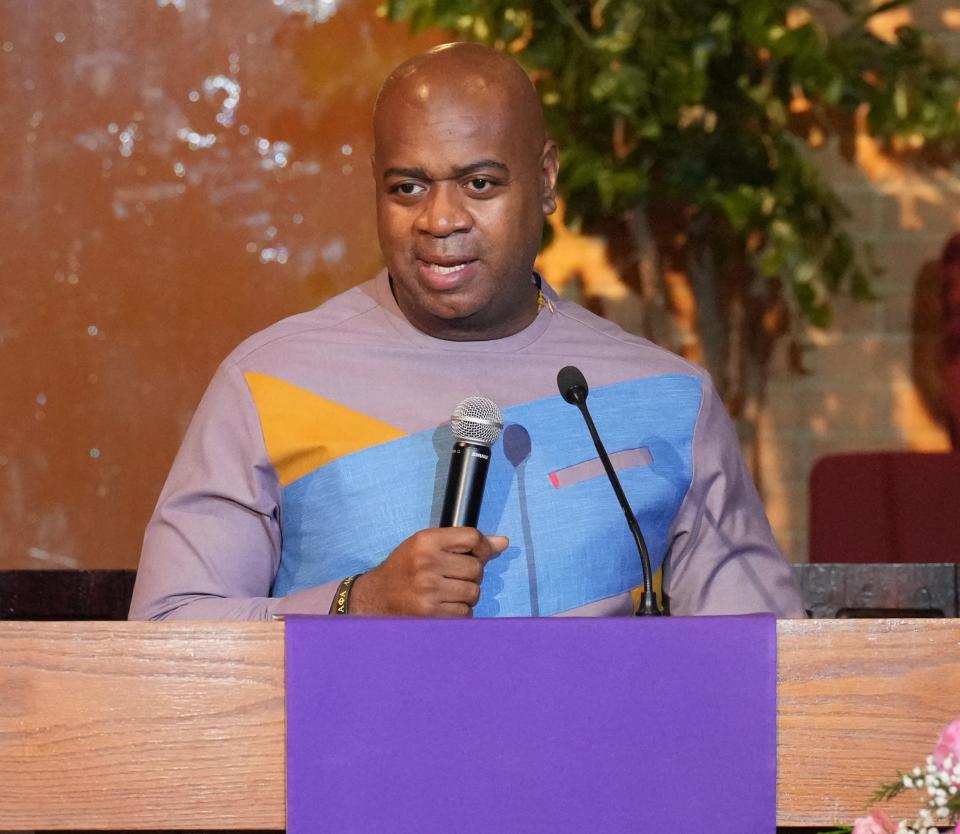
[557,365,663,616]
[439,441,492,528]
[439,397,504,529]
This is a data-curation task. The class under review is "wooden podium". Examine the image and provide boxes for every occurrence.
[1,618,958,830]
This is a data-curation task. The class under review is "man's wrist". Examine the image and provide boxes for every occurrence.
[329,573,363,615]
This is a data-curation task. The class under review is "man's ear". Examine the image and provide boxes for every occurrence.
[540,140,560,216]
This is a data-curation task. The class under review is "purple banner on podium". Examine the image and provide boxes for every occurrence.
[286,615,776,833]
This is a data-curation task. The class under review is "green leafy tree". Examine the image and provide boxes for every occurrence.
[383,0,960,476]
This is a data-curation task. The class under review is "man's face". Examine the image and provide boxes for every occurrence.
[373,83,558,340]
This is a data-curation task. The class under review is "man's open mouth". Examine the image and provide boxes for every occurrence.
[425,261,473,275]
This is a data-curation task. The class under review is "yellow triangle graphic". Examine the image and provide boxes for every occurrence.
[244,371,407,487]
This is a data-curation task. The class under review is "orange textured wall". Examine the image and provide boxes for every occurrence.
[0,1,441,569]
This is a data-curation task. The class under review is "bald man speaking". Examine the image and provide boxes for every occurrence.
[130,44,805,621]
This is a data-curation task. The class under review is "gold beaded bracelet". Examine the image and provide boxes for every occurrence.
[331,574,361,615]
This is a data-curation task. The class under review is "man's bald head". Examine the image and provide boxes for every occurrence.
[371,42,559,341]
[373,43,547,157]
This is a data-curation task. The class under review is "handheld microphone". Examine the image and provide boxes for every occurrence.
[557,366,662,616]
[439,396,504,529]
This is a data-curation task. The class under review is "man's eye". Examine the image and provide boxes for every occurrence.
[391,182,424,196]
[467,178,494,192]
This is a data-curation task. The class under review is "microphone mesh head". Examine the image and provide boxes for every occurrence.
[450,396,503,447]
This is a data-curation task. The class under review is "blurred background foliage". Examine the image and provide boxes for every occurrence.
[382,0,960,467]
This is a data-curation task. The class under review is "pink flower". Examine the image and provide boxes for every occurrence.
[851,810,896,834]
[934,719,960,767]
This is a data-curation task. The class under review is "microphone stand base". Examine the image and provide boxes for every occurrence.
[635,591,664,616]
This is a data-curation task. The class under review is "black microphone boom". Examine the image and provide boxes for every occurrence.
[439,397,504,529]
[556,365,662,616]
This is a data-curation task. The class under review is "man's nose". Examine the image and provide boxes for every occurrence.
[415,183,471,237]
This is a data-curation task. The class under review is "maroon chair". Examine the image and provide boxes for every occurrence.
[809,452,960,563]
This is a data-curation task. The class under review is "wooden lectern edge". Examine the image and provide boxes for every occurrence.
[1,618,958,829]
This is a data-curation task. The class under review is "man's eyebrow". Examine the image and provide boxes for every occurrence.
[453,160,510,178]
[382,160,510,181]
[382,166,428,181]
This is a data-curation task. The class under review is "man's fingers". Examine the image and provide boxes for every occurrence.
[435,532,506,571]
[436,601,473,618]
[434,576,483,606]
[434,528,506,555]
[439,552,485,583]
[472,534,509,564]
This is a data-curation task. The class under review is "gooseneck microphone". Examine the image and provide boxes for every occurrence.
[557,366,662,616]
[439,396,504,528]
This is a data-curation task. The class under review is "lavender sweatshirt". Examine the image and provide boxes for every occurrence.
[130,273,804,620]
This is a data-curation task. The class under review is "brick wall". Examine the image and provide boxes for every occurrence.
[761,2,960,562]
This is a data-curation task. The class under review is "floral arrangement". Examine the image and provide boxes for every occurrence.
[821,720,960,834]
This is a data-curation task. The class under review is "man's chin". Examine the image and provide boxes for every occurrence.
[415,304,487,338]
[394,296,498,341]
